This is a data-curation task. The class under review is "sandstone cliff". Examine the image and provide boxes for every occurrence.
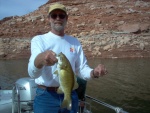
[0,0,150,59]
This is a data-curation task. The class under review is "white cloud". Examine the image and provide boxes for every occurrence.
[0,0,48,20]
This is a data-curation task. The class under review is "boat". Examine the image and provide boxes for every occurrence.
[0,77,128,113]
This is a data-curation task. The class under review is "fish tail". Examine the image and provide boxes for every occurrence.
[61,98,72,110]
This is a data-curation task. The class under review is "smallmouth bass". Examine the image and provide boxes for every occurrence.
[54,52,78,110]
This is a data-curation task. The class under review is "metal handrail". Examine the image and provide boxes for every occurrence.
[12,86,15,113]
[16,85,21,113]
[85,95,128,113]
[12,85,21,113]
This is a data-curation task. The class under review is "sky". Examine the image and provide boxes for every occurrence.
[0,0,48,20]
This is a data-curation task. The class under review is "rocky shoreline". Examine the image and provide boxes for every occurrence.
[0,31,150,59]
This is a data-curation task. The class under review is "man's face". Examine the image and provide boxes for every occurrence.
[49,9,68,32]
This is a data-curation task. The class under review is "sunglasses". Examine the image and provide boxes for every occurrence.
[50,13,66,19]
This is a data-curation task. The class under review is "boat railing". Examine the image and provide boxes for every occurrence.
[85,95,129,113]
[78,99,92,113]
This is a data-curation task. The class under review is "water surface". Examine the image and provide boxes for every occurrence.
[0,58,150,113]
[87,58,150,113]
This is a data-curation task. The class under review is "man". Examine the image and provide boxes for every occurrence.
[28,3,107,113]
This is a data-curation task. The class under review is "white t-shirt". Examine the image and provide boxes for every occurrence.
[28,32,92,87]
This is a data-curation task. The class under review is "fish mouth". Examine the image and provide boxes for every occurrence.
[56,56,59,60]
[56,55,62,65]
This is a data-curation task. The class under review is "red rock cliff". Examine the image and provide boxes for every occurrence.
[0,0,150,59]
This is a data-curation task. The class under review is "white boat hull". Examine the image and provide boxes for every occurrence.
[0,90,12,113]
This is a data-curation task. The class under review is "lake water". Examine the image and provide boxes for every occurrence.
[0,58,150,113]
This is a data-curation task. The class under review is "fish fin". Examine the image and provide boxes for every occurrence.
[61,99,72,110]
[57,87,63,94]
[72,75,79,90]
[54,70,58,75]
[73,80,78,90]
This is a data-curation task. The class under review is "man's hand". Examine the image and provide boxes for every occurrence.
[34,50,58,69]
[91,64,108,78]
